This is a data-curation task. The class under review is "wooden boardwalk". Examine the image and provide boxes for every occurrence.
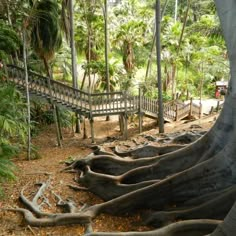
[6,65,201,141]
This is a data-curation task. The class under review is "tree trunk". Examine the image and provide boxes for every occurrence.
[211,201,236,235]
[43,57,62,148]
[103,0,110,121]
[69,0,81,133]
[156,0,164,133]
[69,0,78,89]
[144,0,169,84]
[23,28,31,160]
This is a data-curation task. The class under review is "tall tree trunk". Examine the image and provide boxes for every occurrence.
[69,0,78,89]
[104,0,110,121]
[23,28,31,160]
[210,2,236,233]
[156,0,164,133]
[174,0,178,22]
[177,0,190,54]
[87,29,92,92]
[144,0,169,85]
[69,0,81,133]
[43,57,62,148]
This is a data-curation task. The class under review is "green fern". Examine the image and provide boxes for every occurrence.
[0,83,28,194]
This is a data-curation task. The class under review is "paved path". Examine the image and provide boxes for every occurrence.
[192,99,224,114]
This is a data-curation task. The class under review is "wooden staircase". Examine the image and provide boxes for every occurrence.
[6,65,201,140]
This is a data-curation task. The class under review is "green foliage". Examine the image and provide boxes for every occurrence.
[57,106,72,128]
[0,83,28,195]
[0,20,21,60]
[74,1,104,59]
[30,98,72,130]
[0,84,27,144]
[84,60,119,92]
[52,42,72,82]
[110,0,153,80]
[31,0,62,62]
[0,0,229,101]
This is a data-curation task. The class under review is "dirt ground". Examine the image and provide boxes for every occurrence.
[0,114,218,236]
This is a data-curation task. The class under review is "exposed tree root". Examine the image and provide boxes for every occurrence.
[1,181,93,227]
[4,95,236,234]
[68,184,89,192]
[4,101,236,234]
[211,201,236,236]
[2,207,92,227]
[84,219,221,236]
[114,144,185,158]
[3,101,236,234]
[144,186,236,227]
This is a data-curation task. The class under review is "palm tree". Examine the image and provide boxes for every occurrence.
[111,0,151,88]
[31,0,62,77]
[31,0,62,147]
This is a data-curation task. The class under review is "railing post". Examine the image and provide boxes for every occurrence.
[209,106,214,114]
[175,104,178,121]
[216,100,220,112]
[189,97,193,117]
[90,118,95,143]
[138,87,143,133]
[199,102,202,118]
[88,93,95,143]
[123,91,128,140]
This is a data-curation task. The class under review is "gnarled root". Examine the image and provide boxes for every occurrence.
[114,144,185,158]
[145,186,236,227]
[1,181,93,227]
[2,207,92,227]
[84,219,221,236]
[5,95,236,235]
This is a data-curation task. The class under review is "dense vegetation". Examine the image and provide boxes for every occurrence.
[0,0,228,97]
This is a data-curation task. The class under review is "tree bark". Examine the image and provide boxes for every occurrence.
[23,28,31,160]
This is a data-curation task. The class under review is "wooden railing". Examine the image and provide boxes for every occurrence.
[163,101,176,121]
[141,96,158,116]
[6,65,200,122]
[176,102,191,121]
[140,97,201,121]
[7,65,140,118]
[191,102,201,117]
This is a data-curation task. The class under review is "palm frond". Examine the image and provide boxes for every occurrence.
[31,0,62,61]
[0,21,21,59]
